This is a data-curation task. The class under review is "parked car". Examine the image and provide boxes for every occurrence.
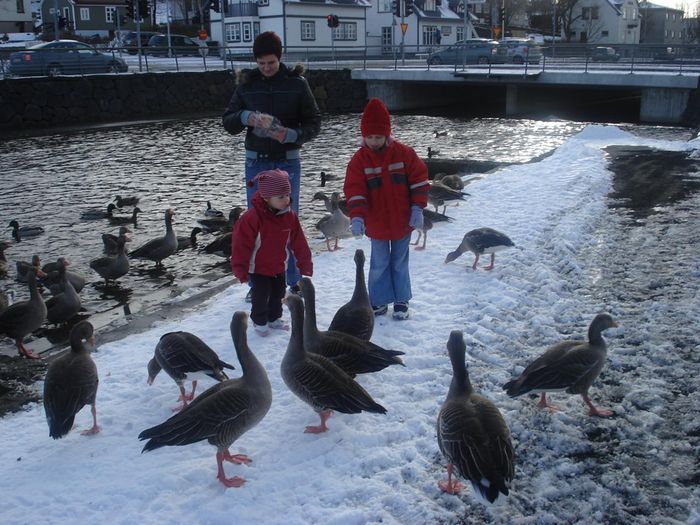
[427,39,506,66]
[8,40,128,77]
[500,38,542,64]
[590,46,620,62]
[147,34,202,57]
[122,31,162,55]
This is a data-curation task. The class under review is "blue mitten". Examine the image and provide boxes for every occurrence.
[409,206,424,230]
[351,217,365,239]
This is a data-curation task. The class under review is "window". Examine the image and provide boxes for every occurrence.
[16,0,24,14]
[301,20,315,41]
[582,7,598,20]
[332,22,357,41]
[105,6,115,23]
[258,0,269,5]
[602,30,608,37]
[424,0,436,10]
[422,25,440,45]
[226,22,241,42]
[243,21,252,41]
[378,0,391,12]
[442,25,451,36]
[80,7,90,20]
[456,26,465,42]
[253,22,260,38]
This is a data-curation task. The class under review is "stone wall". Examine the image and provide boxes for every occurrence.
[0,68,367,136]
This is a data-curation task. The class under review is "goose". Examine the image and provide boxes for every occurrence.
[198,207,243,233]
[101,226,131,255]
[45,258,81,325]
[503,313,618,417]
[8,220,45,242]
[427,147,440,158]
[315,192,350,251]
[428,182,469,214]
[445,228,515,271]
[90,235,130,285]
[319,171,338,187]
[147,331,236,412]
[298,277,403,376]
[312,191,348,215]
[139,311,272,488]
[43,321,100,438]
[434,173,465,191]
[114,194,140,207]
[177,227,203,251]
[437,330,514,501]
[328,249,374,341]
[411,209,455,251]
[0,241,9,277]
[16,255,45,282]
[203,231,233,259]
[108,206,142,226]
[80,203,117,220]
[281,293,387,433]
[41,260,86,295]
[0,268,47,359]
[205,201,224,217]
[130,208,177,268]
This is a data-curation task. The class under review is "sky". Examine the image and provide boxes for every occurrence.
[2,125,699,525]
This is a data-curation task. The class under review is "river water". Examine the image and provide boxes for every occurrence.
[0,114,694,355]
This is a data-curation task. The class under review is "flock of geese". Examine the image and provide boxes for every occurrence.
[35,243,618,499]
[0,197,244,359]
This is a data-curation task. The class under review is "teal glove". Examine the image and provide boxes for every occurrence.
[351,217,365,239]
[409,206,424,230]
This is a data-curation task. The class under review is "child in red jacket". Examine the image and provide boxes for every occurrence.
[231,169,313,336]
[343,98,429,320]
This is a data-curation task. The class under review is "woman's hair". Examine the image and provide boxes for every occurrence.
[253,31,282,60]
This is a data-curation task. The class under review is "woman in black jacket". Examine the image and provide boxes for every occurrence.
[222,31,321,294]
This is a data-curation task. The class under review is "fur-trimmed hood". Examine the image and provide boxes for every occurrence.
[237,63,306,85]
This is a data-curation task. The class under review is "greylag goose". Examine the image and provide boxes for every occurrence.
[315,192,350,251]
[114,194,140,207]
[503,313,618,417]
[445,228,515,271]
[281,293,387,433]
[80,203,117,220]
[298,277,404,376]
[428,182,469,214]
[411,209,454,251]
[43,321,100,438]
[45,258,81,325]
[139,311,272,488]
[130,208,177,268]
[205,201,224,217]
[328,249,374,341]
[437,330,514,501]
[90,235,130,285]
[176,227,203,251]
[0,268,47,359]
[198,207,243,232]
[16,255,45,282]
[8,220,45,241]
[312,191,348,215]
[147,331,235,411]
[42,260,86,294]
[108,206,142,226]
[434,172,465,191]
[101,226,131,255]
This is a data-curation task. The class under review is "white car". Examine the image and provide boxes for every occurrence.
[500,38,542,65]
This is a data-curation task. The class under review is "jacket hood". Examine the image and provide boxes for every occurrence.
[237,62,306,84]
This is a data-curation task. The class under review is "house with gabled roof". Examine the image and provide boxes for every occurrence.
[39,0,137,38]
[568,0,641,44]
[638,1,684,44]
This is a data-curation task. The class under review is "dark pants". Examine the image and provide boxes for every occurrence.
[249,272,286,327]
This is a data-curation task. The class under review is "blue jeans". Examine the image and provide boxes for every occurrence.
[368,234,412,307]
[245,157,301,287]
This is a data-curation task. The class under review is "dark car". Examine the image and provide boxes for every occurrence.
[8,40,128,77]
[427,39,507,66]
[122,31,162,55]
[147,34,202,57]
[590,46,620,62]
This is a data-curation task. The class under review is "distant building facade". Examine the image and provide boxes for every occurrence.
[638,1,684,44]
[568,0,641,44]
[1,0,33,33]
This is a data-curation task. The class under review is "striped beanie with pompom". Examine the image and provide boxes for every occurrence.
[252,169,291,198]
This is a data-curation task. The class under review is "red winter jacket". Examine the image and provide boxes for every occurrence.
[231,193,313,282]
[343,139,429,240]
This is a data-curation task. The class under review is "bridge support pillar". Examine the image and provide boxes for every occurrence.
[640,88,689,124]
[365,80,461,111]
[505,85,518,116]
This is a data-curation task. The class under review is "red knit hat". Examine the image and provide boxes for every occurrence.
[254,169,291,198]
[361,98,391,137]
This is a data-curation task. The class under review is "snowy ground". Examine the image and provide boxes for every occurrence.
[1,125,699,524]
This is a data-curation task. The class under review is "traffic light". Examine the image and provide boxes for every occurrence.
[138,0,149,20]
[327,14,334,27]
[209,0,220,13]
[499,6,506,20]
[326,14,339,27]
[391,0,400,17]
[58,16,67,29]
[125,0,135,19]
[405,1,414,16]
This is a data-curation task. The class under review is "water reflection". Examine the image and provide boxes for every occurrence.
[0,114,691,354]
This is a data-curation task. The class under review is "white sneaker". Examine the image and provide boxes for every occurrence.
[254,323,270,337]
[268,318,289,331]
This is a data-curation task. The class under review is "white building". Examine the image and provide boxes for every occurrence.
[568,0,641,44]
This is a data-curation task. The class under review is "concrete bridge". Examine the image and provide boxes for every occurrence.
[352,67,700,124]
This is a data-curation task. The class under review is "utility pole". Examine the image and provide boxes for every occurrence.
[53,0,59,41]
